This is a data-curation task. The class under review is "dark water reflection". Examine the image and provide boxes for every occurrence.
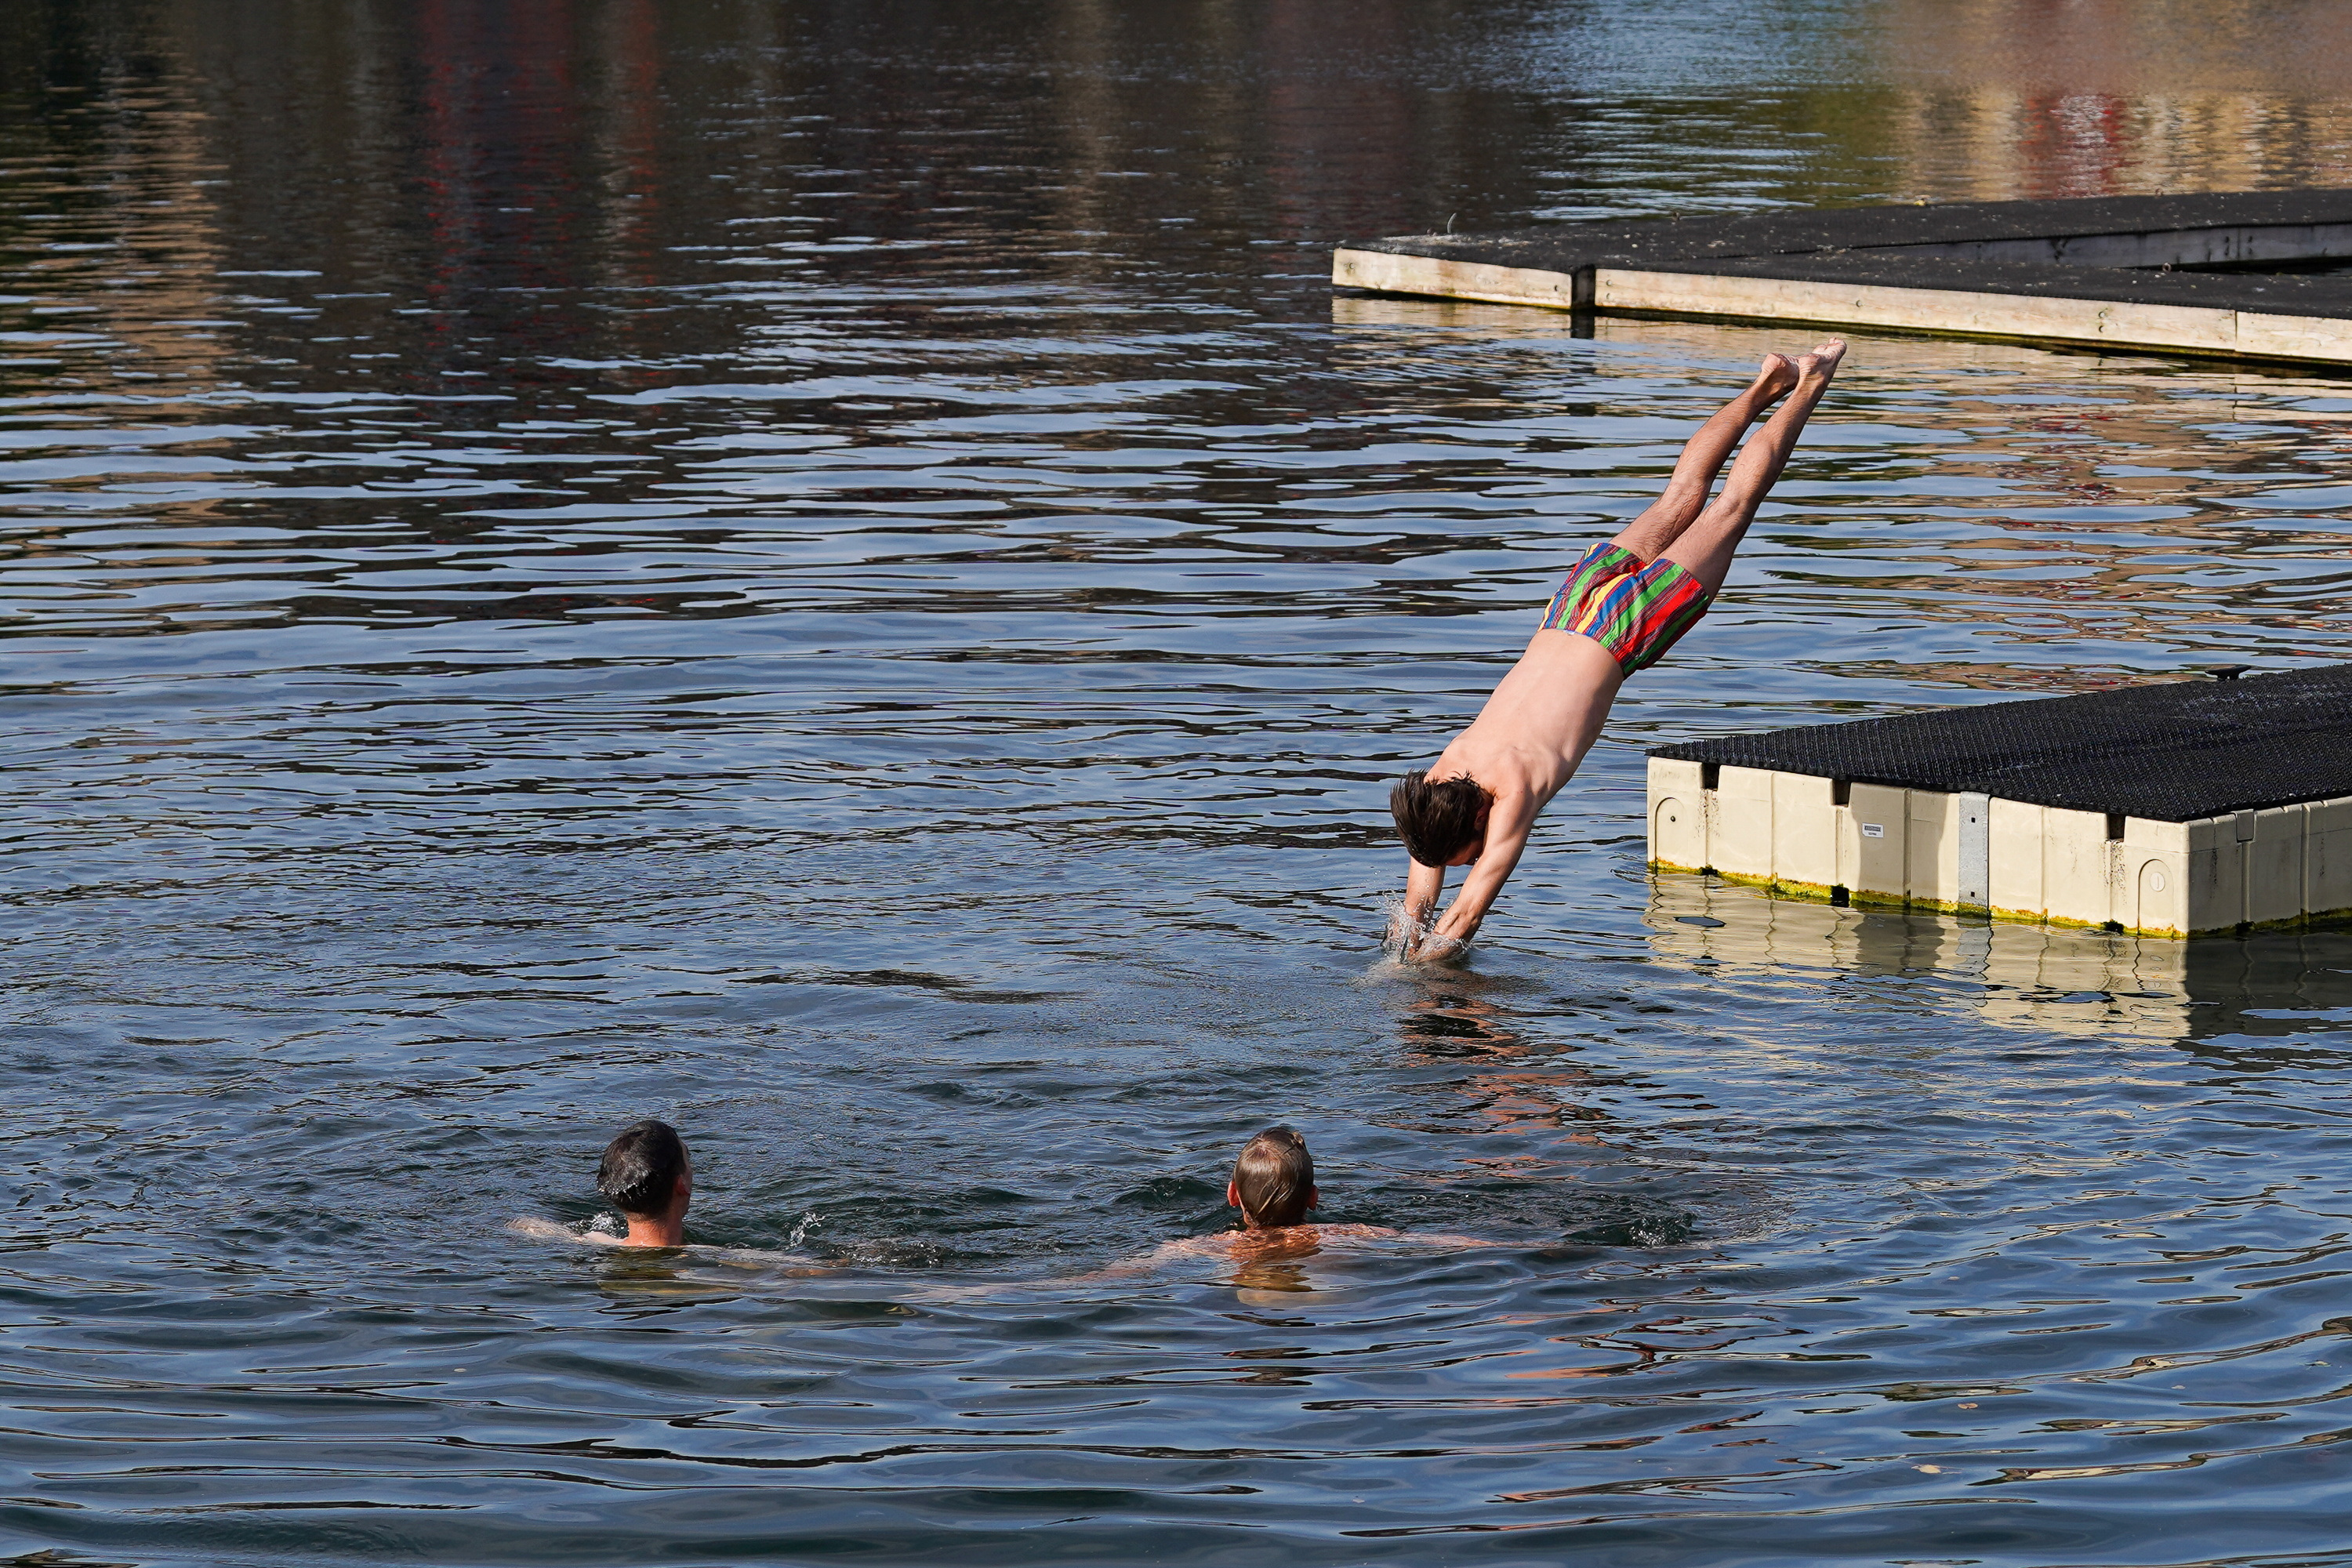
[8,2,2352,1563]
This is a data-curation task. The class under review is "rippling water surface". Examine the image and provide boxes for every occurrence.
[9,3,2352,1563]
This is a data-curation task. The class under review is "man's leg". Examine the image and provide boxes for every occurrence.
[1609,353,1798,562]
[1662,341,1846,593]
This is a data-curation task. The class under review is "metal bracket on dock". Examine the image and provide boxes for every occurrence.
[1958,793,1991,911]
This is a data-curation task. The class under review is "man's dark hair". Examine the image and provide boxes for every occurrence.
[597,1120,688,1217]
[1390,770,1493,867]
[1232,1126,1315,1229]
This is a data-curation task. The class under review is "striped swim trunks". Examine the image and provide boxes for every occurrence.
[1537,543,1712,675]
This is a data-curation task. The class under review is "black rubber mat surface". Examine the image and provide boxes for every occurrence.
[1651,665,2352,822]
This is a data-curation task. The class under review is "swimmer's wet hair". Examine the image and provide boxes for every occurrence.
[598,1119,688,1218]
[1391,770,1492,868]
[1233,1125,1315,1229]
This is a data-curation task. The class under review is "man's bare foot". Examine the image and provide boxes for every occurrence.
[1751,352,1798,402]
[1796,339,1847,382]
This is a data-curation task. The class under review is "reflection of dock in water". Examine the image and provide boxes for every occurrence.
[1644,873,2352,1044]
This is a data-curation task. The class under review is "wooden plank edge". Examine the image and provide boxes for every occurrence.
[1331,247,1586,310]
[1596,267,2238,353]
[1329,249,2352,365]
[1595,267,2352,364]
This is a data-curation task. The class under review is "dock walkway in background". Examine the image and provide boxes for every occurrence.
[1334,191,2352,362]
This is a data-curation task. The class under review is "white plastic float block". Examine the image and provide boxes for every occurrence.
[1644,666,2352,940]
[1647,756,2352,938]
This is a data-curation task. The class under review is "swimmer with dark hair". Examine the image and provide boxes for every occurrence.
[1390,342,1848,960]
[597,1119,692,1247]
[512,1117,694,1250]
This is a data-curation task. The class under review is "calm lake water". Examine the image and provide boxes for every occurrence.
[9,3,2352,1564]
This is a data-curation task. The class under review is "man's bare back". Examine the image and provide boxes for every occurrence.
[1391,343,1849,960]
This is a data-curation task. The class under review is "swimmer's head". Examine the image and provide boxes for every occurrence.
[1390,771,1492,868]
[1229,1125,1317,1229]
[597,1119,691,1223]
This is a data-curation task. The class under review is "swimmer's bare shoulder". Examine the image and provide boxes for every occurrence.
[1270,1224,1497,1250]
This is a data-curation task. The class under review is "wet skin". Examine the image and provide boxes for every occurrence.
[1397,343,1848,960]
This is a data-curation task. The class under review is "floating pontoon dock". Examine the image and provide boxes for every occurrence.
[1646,666,2352,938]
[1334,191,2352,362]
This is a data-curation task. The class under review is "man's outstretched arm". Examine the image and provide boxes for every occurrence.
[1425,826,1530,951]
[1398,855,1448,944]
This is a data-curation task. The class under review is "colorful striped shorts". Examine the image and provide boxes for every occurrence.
[1537,543,1711,675]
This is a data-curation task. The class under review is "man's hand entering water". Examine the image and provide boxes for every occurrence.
[1410,931,1470,965]
[1389,910,1469,967]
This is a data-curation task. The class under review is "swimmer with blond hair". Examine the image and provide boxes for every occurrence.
[1092,1126,1488,1278]
[1229,1124,1321,1229]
